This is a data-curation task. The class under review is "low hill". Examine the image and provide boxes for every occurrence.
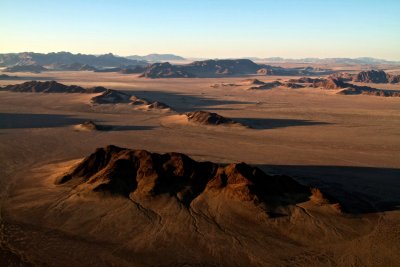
[0,81,106,93]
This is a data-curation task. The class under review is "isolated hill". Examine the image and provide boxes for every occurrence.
[352,70,400,83]
[0,81,106,93]
[3,64,48,73]
[126,53,185,62]
[185,111,239,126]
[57,145,328,207]
[74,121,100,131]
[311,77,347,89]
[90,89,132,104]
[0,52,147,68]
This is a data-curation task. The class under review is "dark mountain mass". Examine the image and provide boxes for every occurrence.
[0,81,106,93]
[139,59,334,78]
[57,145,330,208]
[185,59,261,77]
[0,52,147,68]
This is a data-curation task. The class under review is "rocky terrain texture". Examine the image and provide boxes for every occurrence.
[91,89,172,111]
[352,70,400,83]
[140,59,333,78]
[57,145,333,208]
[0,81,107,93]
[185,111,239,126]
[139,62,195,78]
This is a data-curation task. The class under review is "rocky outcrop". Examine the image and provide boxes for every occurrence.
[0,81,106,93]
[311,77,347,89]
[249,81,282,90]
[57,145,326,207]
[288,77,324,83]
[185,111,237,125]
[352,70,400,84]
[337,86,400,97]
[329,72,354,81]
[90,89,132,104]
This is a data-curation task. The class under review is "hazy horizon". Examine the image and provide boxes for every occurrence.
[1,0,400,60]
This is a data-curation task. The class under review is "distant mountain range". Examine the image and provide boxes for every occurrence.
[247,57,400,65]
[139,59,334,78]
[0,52,147,68]
[126,53,185,62]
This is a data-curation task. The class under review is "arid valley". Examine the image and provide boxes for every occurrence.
[1,0,400,266]
[0,59,400,266]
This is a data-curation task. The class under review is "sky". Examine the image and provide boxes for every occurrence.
[1,0,399,60]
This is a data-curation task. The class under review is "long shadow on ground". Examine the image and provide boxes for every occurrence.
[118,90,256,113]
[255,164,400,214]
[0,113,155,131]
[233,118,331,129]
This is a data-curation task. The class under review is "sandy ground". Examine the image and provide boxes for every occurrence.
[0,70,399,266]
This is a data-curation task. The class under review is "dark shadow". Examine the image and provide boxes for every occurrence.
[117,90,256,113]
[233,118,331,129]
[99,125,155,131]
[254,164,400,214]
[0,113,155,131]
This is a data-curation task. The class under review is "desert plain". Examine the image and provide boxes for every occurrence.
[0,68,399,266]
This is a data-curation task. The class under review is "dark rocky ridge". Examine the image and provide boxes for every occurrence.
[0,81,106,93]
[57,145,333,208]
[352,70,400,84]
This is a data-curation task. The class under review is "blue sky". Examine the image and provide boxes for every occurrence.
[1,0,399,59]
